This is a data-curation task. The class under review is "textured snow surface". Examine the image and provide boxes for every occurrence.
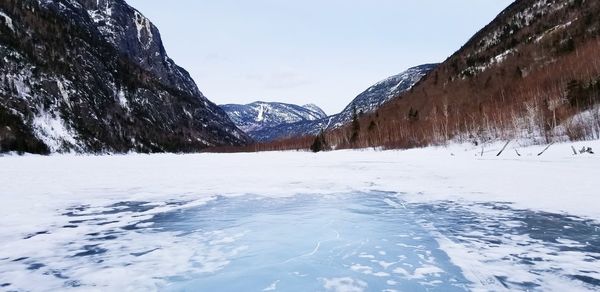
[0,140,599,291]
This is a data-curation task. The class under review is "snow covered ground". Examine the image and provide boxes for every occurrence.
[0,140,599,291]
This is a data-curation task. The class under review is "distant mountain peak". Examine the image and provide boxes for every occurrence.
[302,104,327,117]
[245,64,438,142]
[221,101,327,136]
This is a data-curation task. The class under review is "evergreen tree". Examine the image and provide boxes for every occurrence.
[350,105,360,144]
[408,107,419,122]
[515,66,524,78]
[310,129,328,153]
[368,120,377,131]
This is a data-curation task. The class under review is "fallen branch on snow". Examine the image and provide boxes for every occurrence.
[537,143,555,156]
[496,140,511,157]
[579,147,594,154]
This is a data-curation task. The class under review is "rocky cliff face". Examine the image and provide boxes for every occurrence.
[0,0,250,154]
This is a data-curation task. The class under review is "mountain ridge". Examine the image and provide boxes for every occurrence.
[221,101,327,139]
[245,64,438,142]
[0,0,250,153]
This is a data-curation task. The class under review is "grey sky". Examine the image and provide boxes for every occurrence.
[127,0,514,114]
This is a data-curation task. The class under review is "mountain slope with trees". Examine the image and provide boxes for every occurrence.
[324,0,600,149]
[0,0,250,154]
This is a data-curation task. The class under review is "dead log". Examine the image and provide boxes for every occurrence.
[537,143,555,156]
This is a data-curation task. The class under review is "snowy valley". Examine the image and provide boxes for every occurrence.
[1,141,599,291]
[1,0,600,291]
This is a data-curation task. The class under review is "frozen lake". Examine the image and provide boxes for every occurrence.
[1,143,599,291]
[2,191,599,291]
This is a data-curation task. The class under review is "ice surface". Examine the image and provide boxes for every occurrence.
[0,141,599,291]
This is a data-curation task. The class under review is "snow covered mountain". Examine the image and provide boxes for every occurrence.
[301,104,327,118]
[0,0,250,154]
[250,64,437,142]
[329,64,438,128]
[221,102,327,138]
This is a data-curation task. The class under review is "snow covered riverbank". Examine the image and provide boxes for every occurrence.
[2,140,599,221]
[0,140,598,291]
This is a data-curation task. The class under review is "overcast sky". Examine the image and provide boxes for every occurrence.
[127,0,514,114]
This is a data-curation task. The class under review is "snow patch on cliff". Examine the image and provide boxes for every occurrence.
[0,11,14,32]
[32,111,80,152]
[117,89,130,112]
[134,11,153,49]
